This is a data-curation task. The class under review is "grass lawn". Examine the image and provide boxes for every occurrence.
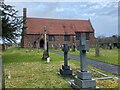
[64,48,118,66]
[87,48,118,66]
[2,47,119,88]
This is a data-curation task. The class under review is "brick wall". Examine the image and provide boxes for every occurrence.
[22,33,94,48]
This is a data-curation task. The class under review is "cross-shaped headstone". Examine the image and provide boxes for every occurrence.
[59,44,72,76]
[70,32,96,89]
[42,26,49,60]
[62,44,69,66]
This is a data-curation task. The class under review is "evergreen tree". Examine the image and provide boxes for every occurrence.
[0,2,22,44]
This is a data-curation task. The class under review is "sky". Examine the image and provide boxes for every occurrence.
[5,0,119,37]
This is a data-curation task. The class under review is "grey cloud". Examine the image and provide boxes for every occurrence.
[5,2,118,37]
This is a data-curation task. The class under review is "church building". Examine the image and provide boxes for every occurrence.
[21,8,95,48]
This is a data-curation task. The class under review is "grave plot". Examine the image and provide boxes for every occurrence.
[2,47,76,88]
[48,31,119,89]
[69,32,96,89]
[2,47,119,88]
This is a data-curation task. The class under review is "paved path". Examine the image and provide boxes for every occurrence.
[50,50,119,76]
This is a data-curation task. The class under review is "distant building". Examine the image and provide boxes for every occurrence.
[21,8,95,48]
[96,35,119,49]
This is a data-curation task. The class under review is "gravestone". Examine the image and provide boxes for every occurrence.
[59,43,61,48]
[109,43,112,50]
[71,32,96,89]
[95,47,100,56]
[51,44,54,48]
[95,40,100,56]
[59,44,72,76]
[42,26,49,60]
[54,45,58,49]
[33,40,36,48]
[72,44,76,52]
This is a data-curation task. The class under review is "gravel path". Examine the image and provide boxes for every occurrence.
[50,50,119,76]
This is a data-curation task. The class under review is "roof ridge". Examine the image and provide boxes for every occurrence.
[26,17,89,21]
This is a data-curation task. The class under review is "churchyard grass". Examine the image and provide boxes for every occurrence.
[68,48,118,66]
[2,47,119,88]
[0,51,2,55]
[87,48,118,66]
[3,47,73,88]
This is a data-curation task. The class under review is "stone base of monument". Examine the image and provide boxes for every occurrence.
[68,80,99,90]
[77,70,92,79]
[59,65,72,76]
[42,50,49,60]
[68,70,98,90]
[74,76,96,88]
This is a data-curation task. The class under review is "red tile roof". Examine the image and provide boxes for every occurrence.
[26,18,94,35]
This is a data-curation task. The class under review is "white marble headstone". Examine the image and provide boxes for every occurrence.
[47,57,50,63]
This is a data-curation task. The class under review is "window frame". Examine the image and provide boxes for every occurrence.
[64,35,70,41]
[49,35,55,41]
